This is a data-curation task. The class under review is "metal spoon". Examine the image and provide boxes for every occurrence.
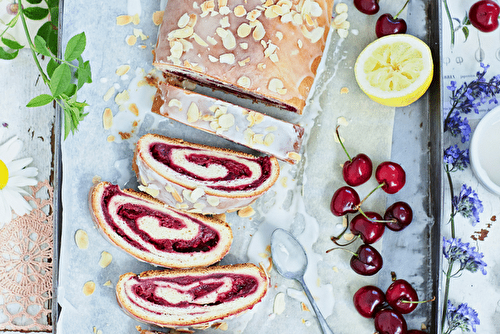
[271,228,334,334]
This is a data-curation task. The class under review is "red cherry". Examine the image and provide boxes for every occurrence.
[353,0,380,15]
[343,153,373,187]
[350,244,383,276]
[330,186,360,216]
[386,279,419,314]
[384,201,413,231]
[375,13,408,38]
[374,309,408,334]
[375,162,406,194]
[350,212,385,244]
[469,0,500,33]
[353,285,386,318]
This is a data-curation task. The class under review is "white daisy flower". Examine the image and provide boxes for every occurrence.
[0,127,38,226]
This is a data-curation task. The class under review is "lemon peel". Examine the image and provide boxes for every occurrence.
[354,34,433,107]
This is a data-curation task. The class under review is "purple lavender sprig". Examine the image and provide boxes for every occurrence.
[444,63,500,142]
[444,301,480,334]
[443,237,487,275]
[444,145,470,172]
[452,184,483,227]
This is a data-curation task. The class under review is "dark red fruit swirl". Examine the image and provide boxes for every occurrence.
[102,184,219,253]
[150,143,273,191]
[131,273,259,307]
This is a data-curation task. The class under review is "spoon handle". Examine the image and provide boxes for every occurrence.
[299,278,334,334]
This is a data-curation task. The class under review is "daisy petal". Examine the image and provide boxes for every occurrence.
[8,176,38,187]
[7,157,34,172]
[4,187,32,216]
[0,191,13,224]
[0,136,22,163]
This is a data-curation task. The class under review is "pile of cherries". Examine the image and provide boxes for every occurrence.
[353,272,432,334]
[328,126,412,277]
[353,0,410,38]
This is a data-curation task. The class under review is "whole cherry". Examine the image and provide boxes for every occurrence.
[336,126,373,187]
[350,244,383,276]
[353,0,380,15]
[350,212,385,244]
[384,201,413,231]
[375,0,410,38]
[374,309,408,334]
[375,161,406,194]
[353,285,386,318]
[469,0,500,33]
[386,279,419,314]
[330,186,360,216]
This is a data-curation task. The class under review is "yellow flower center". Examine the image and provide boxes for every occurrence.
[0,160,8,189]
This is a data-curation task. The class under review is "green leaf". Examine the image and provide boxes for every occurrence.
[26,94,54,107]
[37,22,58,56]
[46,58,58,78]
[50,63,71,97]
[49,6,58,26]
[23,7,49,20]
[64,32,86,62]
[34,35,52,57]
[1,38,24,50]
[0,47,19,60]
[462,26,469,42]
[64,83,77,98]
[46,0,59,9]
[26,0,43,4]
[76,57,92,89]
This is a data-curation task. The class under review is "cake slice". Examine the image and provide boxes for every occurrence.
[116,264,268,327]
[133,134,280,214]
[152,82,304,164]
[153,0,333,114]
[89,181,232,268]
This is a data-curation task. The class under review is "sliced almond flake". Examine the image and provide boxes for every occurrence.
[202,114,214,121]
[210,120,220,131]
[126,35,137,46]
[103,280,113,287]
[264,43,277,57]
[344,233,354,241]
[116,15,132,26]
[75,229,89,250]
[83,281,96,296]
[219,53,235,64]
[152,11,164,25]
[98,251,113,268]
[182,189,194,203]
[209,105,218,113]
[207,36,218,45]
[269,52,279,63]
[169,26,194,39]
[293,12,302,24]
[253,133,264,144]
[222,30,236,50]
[273,292,286,315]
[218,113,235,128]
[211,11,219,16]
[268,78,284,93]
[335,2,348,14]
[243,128,255,145]
[238,206,255,217]
[192,33,208,47]
[277,87,287,95]
[287,151,301,161]
[216,27,228,38]
[129,103,139,116]
[257,62,266,70]
[281,12,293,23]
[275,31,283,40]
[220,16,230,28]
[200,0,215,17]
[170,40,183,58]
[212,322,228,331]
[218,0,228,7]
[297,39,303,48]
[168,98,183,109]
[238,57,250,67]
[264,7,279,18]
[176,203,189,209]
[103,108,113,130]
[208,55,218,62]
[309,26,325,43]
[115,90,130,105]
[132,13,140,25]
[139,185,160,198]
[187,102,200,122]
[107,135,115,142]
[280,176,288,187]
[264,133,275,146]
[252,21,266,41]
[239,42,248,49]
[265,125,277,132]
[237,76,251,88]
[333,12,348,25]
[170,186,184,203]
[246,9,261,21]
[92,176,101,185]
[179,39,194,53]
[237,23,252,38]
[133,28,149,40]
[187,13,198,27]
[264,0,274,6]
[191,187,205,202]
[233,5,247,17]
[103,86,115,101]
[193,202,206,210]
[337,28,349,39]
[116,64,131,76]
[260,40,267,48]
[337,116,349,126]
[219,6,231,15]
[339,20,350,30]
[178,13,190,28]
[305,13,314,26]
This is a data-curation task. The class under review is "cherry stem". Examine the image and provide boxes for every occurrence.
[357,182,385,208]
[336,125,352,162]
[394,0,410,20]
[331,234,359,247]
[358,207,397,224]
[326,247,358,256]
[400,296,436,304]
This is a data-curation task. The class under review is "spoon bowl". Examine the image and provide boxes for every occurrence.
[271,228,334,334]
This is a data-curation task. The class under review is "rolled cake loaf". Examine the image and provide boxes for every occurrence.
[116,263,269,327]
[133,133,280,214]
[153,0,333,114]
[89,181,232,268]
[152,82,304,164]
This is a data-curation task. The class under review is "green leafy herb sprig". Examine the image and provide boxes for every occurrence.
[0,0,92,139]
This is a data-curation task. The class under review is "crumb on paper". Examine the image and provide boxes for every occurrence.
[337,116,349,126]
[340,87,349,94]
[83,281,96,296]
[343,233,354,241]
[103,280,113,287]
[116,15,133,26]
[132,13,140,25]
[107,135,115,142]
[98,251,113,268]
[75,229,89,249]
[92,175,101,185]
[103,86,115,101]
[212,322,228,331]
[421,323,427,330]
[129,103,139,116]
[133,28,149,40]
[126,35,138,46]
[332,266,339,272]
[103,108,113,129]
[119,132,132,140]
[280,176,288,188]
[237,205,255,218]
[301,302,310,312]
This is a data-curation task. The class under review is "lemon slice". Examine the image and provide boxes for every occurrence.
[354,34,434,107]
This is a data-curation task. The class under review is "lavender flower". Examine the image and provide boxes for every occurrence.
[443,237,487,275]
[444,145,469,171]
[446,301,480,333]
[445,111,471,143]
[452,184,483,226]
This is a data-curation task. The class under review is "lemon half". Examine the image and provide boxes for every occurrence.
[354,34,434,107]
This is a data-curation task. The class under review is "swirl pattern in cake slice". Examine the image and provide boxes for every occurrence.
[133,134,280,214]
[89,181,232,268]
[116,264,268,327]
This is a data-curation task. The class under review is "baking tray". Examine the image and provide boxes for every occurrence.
[52,0,443,333]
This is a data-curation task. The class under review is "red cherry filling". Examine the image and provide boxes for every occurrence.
[102,185,219,253]
[150,143,273,191]
[132,274,259,307]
